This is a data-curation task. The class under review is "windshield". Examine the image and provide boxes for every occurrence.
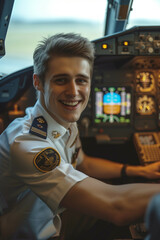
[0,0,160,75]
[0,0,106,75]
[128,0,160,28]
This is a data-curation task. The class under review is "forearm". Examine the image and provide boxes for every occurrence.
[77,153,160,180]
[60,177,160,226]
[77,154,123,179]
[126,163,160,179]
[113,183,159,225]
[126,165,146,178]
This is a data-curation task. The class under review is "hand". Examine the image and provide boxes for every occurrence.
[142,161,160,179]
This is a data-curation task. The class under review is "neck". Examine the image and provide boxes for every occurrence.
[38,93,71,129]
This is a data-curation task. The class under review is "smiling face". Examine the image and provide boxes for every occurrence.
[34,56,91,129]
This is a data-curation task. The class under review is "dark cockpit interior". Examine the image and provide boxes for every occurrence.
[0,0,160,239]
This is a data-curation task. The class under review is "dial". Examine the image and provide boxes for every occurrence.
[136,95,155,115]
[136,71,155,92]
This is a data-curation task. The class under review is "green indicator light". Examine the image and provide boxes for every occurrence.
[95,119,101,123]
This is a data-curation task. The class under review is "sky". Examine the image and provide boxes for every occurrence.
[11,0,107,22]
[129,0,160,25]
[11,0,160,24]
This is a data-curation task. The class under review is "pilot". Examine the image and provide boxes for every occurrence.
[0,33,160,240]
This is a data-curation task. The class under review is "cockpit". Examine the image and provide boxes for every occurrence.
[0,0,160,239]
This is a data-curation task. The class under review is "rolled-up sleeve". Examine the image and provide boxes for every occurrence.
[11,134,88,214]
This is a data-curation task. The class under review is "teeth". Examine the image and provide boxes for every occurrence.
[62,101,79,106]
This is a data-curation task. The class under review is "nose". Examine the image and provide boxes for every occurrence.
[66,80,78,96]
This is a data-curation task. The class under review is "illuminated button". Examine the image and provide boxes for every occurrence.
[123,41,129,46]
[102,43,108,49]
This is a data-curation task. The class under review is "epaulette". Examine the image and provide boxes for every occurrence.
[29,116,47,139]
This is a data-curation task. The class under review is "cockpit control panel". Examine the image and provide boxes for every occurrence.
[78,26,160,145]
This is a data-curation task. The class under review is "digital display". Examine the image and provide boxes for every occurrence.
[94,86,131,124]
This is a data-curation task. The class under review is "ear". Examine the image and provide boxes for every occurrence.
[33,74,44,92]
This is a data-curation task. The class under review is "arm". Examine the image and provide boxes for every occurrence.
[126,161,160,179]
[60,176,160,226]
[77,150,160,180]
[77,152,123,179]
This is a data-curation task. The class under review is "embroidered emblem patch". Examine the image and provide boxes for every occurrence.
[29,116,47,139]
[34,148,61,172]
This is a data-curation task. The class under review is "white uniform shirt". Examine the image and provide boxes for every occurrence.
[0,101,88,240]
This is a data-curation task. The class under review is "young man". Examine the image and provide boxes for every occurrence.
[0,33,160,240]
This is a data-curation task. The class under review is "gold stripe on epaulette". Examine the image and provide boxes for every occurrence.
[31,126,47,137]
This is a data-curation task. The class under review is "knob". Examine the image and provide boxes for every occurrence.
[148,47,154,53]
[148,36,154,42]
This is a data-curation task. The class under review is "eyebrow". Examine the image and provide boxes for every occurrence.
[52,73,90,79]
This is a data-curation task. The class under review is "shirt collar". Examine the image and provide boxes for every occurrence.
[32,100,78,144]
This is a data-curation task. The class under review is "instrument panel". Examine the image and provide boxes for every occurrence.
[78,26,160,142]
[78,56,160,142]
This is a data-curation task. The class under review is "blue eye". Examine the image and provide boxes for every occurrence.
[77,78,88,84]
[55,79,66,84]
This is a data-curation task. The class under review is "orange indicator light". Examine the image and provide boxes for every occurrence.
[102,43,108,49]
[123,41,129,46]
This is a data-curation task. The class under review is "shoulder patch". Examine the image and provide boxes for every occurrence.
[34,147,61,172]
[30,116,47,139]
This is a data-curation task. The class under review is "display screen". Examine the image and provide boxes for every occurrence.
[94,86,132,124]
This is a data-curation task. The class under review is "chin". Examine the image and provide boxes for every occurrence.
[65,116,80,123]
